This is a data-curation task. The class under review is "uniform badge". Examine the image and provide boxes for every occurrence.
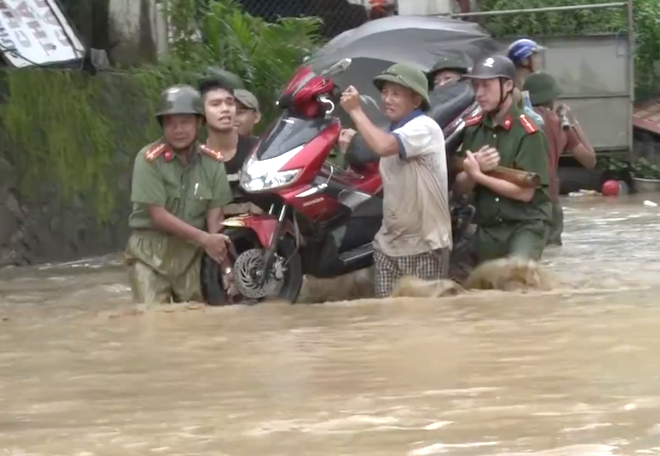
[144,142,174,162]
[519,114,539,134]
[144,143,166,161]
[465,113,483,127]
[200,144,224,161]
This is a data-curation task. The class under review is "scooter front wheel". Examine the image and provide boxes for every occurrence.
[201,230,303,305]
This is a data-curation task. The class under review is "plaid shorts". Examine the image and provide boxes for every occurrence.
[374,247,450,298]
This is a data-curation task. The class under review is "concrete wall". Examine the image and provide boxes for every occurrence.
[108,0,159,65]
[155,2,169,59]
[0,71,157,267]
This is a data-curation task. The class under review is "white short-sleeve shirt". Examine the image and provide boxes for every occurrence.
[374,113,452,256]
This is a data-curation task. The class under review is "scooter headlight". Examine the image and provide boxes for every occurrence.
[240,146,303,192]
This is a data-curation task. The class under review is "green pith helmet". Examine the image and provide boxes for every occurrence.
[523,72,561,105]
[197,66,245,91]
[155,85,204,120]
[373,63,431,110]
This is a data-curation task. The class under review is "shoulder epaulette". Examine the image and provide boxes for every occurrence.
[519,114,539,134]
[144,142,168,161]
[200,144,224,161]
[464,113,483,127]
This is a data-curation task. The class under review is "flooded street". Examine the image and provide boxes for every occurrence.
[1,195,660,455]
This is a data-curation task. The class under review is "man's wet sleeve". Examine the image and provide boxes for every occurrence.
[131,152,167,206]
[393,118,435,158]
[210,163,232,209]
[514,131,550,186]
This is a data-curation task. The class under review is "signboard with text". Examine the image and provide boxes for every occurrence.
[0,0,85,67]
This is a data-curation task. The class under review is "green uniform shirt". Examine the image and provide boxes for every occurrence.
[125,140,232,280]
[462,105,552,226]
[129,140,232,230]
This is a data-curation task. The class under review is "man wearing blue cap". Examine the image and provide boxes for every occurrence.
[506,38,546,90]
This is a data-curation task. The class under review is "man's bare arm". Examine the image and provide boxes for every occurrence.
[452,148,500,195]
[206,207,224,234]
[472,173,535,202]
[453,171,477,196]
[206,207,233,274]
[570,123,596,169]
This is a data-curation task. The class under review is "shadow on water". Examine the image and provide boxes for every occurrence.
[1,195,660,454]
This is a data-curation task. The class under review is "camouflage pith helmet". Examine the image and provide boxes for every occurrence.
[155,85,204,119]
[373,63,431,110]
[523,72,561,105]
[427,56,470,89]
[197,66,245,91]
[429,56,470,76]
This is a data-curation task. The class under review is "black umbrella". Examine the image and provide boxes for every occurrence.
[305,15,498,126]
[309,15,498,71]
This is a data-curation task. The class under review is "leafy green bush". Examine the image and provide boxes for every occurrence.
[478,0,625,36]
[162,0,323,129]
[631,157,660,179]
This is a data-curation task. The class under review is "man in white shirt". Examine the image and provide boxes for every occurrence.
[340,63,452,298]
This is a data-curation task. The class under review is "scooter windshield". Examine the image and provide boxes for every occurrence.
[255,115,332,161]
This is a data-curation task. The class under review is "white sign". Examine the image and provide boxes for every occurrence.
[0,0,85,67]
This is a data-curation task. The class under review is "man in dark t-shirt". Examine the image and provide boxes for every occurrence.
[198,77,262,216]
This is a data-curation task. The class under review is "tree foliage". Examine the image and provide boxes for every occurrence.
[162,0,324,128]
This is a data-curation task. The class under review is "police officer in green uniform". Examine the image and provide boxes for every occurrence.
[427,56,470,89]
[454,55,552,263]
[125,85,233,303]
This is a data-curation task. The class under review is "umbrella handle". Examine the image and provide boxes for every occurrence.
[359,94,379,110]
[321,58,353,77]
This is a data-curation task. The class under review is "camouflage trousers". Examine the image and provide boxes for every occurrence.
[125,231,204,304]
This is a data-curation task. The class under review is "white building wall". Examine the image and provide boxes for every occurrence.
[397,0,456,15]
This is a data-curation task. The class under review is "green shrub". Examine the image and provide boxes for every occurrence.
[162,0,323,129]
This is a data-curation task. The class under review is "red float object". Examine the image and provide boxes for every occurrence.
[602,179,620,196]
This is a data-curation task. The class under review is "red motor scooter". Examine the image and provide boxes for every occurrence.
[201,59,384,304]
[201,58,480,304]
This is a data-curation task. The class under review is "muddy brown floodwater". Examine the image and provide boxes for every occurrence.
[1,195,660,455]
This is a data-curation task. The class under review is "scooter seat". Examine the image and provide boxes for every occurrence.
[428,82,475,130]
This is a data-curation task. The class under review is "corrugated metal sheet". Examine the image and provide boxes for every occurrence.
[634,98,660,136]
